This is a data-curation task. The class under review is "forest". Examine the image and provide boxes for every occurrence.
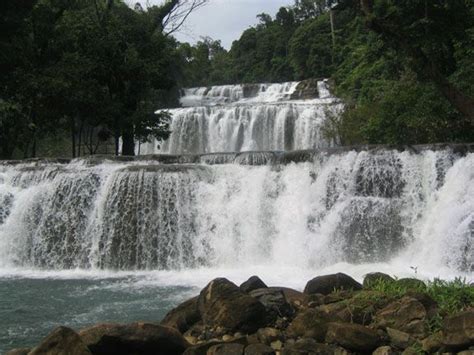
[1,0,474,159]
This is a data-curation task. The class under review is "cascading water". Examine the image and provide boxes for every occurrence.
[139,80,343,154]
[1,148,472,276]
[0,79,473,352]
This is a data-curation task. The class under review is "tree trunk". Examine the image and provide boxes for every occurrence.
[70,117,76,158]
[121,128,135,156]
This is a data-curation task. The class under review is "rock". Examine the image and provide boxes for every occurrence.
[240,276,268,293]
[373,346,397,355]
[29,326,91,355]
[396,278,426,290]
[79,322,189,355]
[290,79,321,100]
[373,296,427,338]
[458,351,474,355]
[198,278,268,333]
[245,343,275,355]
[222,334,234,342]
[281,338,340,355]
[317,290,392,325]
[5,349,31,355]
[387,328,415,349]
[249,288,294,318]
[183,341,223,355]
[186,336,199,345]
[401,347,419,355]
[442,309,474,349]
[286,308,333,341]
[322,290,354,304]
[422,331,442,353]
[268,287,309,309]
[325,322,382,352]
[161,296,201,333]
[270,340,283,350]
[257,328,283,345]
[304,273,363,295]
[363,273,396,288]
[207,343,245,355]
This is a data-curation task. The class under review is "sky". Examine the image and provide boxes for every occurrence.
[137,0,293,49]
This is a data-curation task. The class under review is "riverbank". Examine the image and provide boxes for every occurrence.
[6,272,473,355]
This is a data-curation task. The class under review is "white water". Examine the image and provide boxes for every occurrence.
[140,80,342,154]
[1,150,472,286]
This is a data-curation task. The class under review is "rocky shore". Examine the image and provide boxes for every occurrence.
[7,273,474,355]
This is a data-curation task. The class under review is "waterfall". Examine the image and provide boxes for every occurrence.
[139,80,343,154]
[1,147,472,275]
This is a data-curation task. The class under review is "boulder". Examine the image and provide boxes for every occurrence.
[304,273,362,295]
[286,308,333,341]
[240,276,268,293]
[5,349,31,355]
[325,322,382,352]
[198,278,268,333]
[256,328,283,345]
[281,338,342,355]
[386,328,415,349]
[249,288,294,318]
[442,309,474,349]
[207,343,245,355]
[268,287,309,309]
[183,341,223,355]
[79,322,189,355]
[290,79,321,100]
[373,296,427,338]
[244,343,275,355]
[29,326,91,355]
[373,346,397,355]
[421,331,442,353]
[160,296,201,333]
[363,273,396,288]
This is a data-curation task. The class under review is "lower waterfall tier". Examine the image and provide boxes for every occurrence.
[0,148,472,276]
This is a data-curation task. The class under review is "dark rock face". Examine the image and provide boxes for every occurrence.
[198,278,268,333]
[242,84,261,98]
[249,288,294,318]
[160,296,201,333]
[207,343,245,355]
[240,276,268,293]
[79,322,189,355]
[373,296,427,338]
[290,79,320,100]
[325,322,382,352]
[282,338,339,355]
[245,343,275,355]
[363,272,396,288]
[442,309,474,349]
[5,349,31,355]
[286,308,333,341]
[29,326,91,355]
[304,273,362,295]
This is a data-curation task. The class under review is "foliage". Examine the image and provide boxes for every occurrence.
[368,277,474,316]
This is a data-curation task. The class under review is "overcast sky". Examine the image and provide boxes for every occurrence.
[136,0,293,49]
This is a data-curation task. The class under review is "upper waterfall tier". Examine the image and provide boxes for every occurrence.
[140,79,342,155]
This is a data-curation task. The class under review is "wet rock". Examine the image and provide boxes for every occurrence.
[457,351,474,355]
[268,287,309,309]
[387,328,415,349]
[240,276,268,293]
[286,308,333,341]
[245,343,275,355]
[363,273,396,288]
[442,309,474,349]
[290,79,320,100]
[79,322,188,355]
[183,341,223,355]
[373,296,427,338]
[249,288,294,318]
[161,296,201,333]
[325,322,382,352]
[207,343,245,355]
[257,328,283,345]
[198,278,268,333]
[5,349,31,355]
[29,326,91,355]
[304,273,362,295]
[373,346,398,355]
